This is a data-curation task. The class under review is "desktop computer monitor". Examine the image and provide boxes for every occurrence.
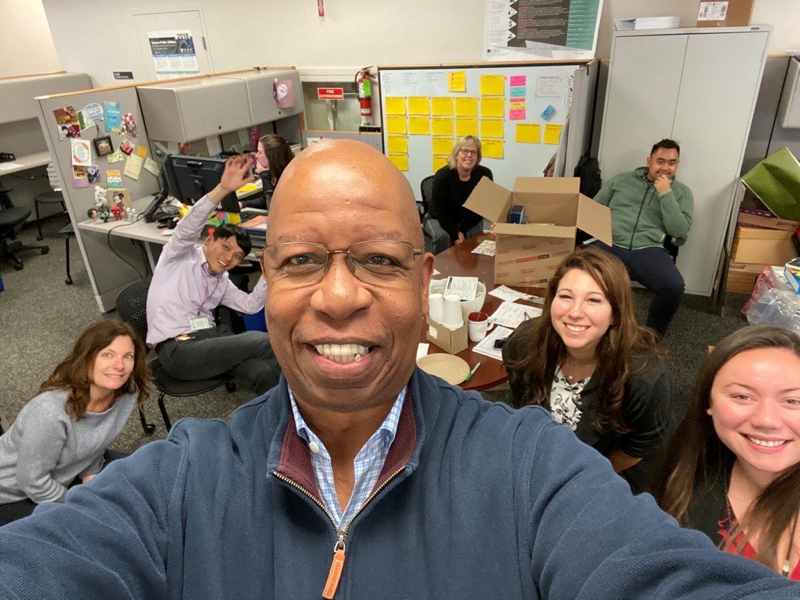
[166,155,239,212]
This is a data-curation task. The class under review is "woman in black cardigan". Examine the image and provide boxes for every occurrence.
[429,136,493,246]
[502,246,670,493]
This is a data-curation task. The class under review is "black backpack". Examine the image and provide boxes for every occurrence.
[574,154,602,199]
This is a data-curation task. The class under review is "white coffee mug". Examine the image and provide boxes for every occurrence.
[468,311,494,342]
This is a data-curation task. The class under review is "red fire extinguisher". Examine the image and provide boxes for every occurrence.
[356,67,373,127]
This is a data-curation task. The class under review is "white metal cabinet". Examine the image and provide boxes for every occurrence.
[598,27,770,296]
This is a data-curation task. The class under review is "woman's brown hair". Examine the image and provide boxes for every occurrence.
[654,325,800,573]
[39,320,151,419]
[505,245,662,434]
[258,134,294,185]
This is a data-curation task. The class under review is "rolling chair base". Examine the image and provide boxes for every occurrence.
[1,240,49,271]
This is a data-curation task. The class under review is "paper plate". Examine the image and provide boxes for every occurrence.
[416,354,471,386]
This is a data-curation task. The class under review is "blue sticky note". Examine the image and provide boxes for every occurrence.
[510,87,526,98]
[541,105,555,120]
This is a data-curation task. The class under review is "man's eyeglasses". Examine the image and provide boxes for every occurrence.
[459,148,479,156]
[263,240,424,286]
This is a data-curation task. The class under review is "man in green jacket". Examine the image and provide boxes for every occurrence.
[593,139,693,336]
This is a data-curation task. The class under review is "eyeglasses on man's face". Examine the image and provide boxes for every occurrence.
[263,240,424,286]
[459,148,478,156]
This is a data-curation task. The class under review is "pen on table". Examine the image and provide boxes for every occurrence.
[465,362,481,382]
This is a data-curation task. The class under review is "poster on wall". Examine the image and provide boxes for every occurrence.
[484,0,603,61]
[148,30,200,80]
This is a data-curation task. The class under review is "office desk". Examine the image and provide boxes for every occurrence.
[423,235,544,392]
[0,151,51,178]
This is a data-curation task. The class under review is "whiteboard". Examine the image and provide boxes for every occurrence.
[378,63,587,200]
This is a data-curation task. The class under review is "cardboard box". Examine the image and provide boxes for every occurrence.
[731,225,797,266]
[464,177,612,286]
[426,317,468,354]
[726,269,758,294]
[697,0,754,28]
[738,211,800,231]
[615,16,680,30]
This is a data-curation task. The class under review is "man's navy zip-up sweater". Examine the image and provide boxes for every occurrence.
[0,369,796,599]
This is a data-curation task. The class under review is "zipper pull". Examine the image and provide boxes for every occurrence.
[322,533,346,599]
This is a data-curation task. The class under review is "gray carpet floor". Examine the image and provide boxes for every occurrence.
[1,213,753,454]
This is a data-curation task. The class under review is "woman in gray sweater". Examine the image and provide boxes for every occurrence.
[0,320,150,525]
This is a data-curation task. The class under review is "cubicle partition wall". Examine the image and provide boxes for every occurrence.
[36,86,160,312]
[0,72,91,217]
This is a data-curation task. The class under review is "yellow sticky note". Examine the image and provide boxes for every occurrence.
[509,100,526,111]
[481,119,504,139]
[516,123,541,144]
[409,116,431,135]
[544,124,563,145]
[455,117,478,137]
[482,140,504,159]
[386,116,407,135]
[386,97,406,115]
[408,96,430,115]
[433,155,448,172]
[136,145,148,158]
[480,75,505,96]
[387,135,408,153]
[455,98,478,117]
[480,98,505,118]
[432,137,454,156]
[389,153,409,171]
[432,117,454,136]
[448,71,466,93]
[432,97,454,116]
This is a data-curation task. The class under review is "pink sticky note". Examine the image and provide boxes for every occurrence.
[509,109,526,121]
[510,76,527,87]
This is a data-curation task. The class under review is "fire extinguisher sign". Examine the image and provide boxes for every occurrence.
[317,88,344,100]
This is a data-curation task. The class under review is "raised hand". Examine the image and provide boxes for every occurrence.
[219,155,255,192]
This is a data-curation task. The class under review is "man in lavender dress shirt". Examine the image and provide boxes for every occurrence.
[145,155,280,395]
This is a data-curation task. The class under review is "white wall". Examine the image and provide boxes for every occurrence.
[0,0,60,77]
[16,0,800,88]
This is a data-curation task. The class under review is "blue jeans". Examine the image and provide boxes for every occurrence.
[594,242,684,337]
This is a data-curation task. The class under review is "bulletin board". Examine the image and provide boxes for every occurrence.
[378,62,589,199]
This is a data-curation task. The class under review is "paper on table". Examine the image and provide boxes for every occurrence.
[473,326,514,361]
[445,276,479,300]
[471,240,496,256]
[490,301,542,329]
[488,285,545,304]
[416,343,430,361]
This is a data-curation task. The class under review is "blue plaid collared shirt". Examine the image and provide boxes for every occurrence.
[288,386,406,530]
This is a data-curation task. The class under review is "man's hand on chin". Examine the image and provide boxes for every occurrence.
[654,174,671,195]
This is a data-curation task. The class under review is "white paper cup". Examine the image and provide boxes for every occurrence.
[429,293,444,324]
[468,311,494,342]
[443,294,463,328]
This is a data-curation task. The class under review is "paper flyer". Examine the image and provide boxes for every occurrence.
[148,30,200,79]
[53,106,80,140]
[123,152,144,180]
[82,103,104,121]
[106,170,123,187]
[71,139,92,167]
[473,326,514,361]
[489,301,543,329]
[144,157,160,177]
[77,110,94,131]
[72,166,89,189]
[104,101,121,132]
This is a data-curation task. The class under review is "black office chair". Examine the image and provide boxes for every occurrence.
[0,189,49,271]
[115,278,235,432]
[419,175,451,255]
[664,236,686,264]
[34,165,68,241]
[59,221,74,285]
